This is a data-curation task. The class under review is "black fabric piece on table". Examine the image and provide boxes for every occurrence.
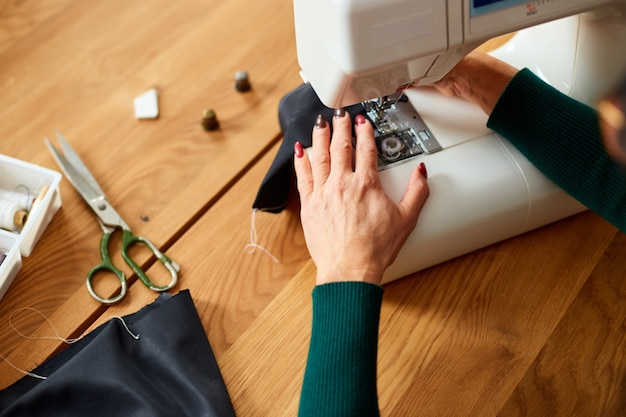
[252,83,365,213]
[0,290,236,417]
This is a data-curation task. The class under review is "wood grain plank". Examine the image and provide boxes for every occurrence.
[380,216,617,417]
[220,261,316,417]
[217,212,618,417]
[0,0,72,55]
[0,0,300,367]
[498,233,626,417]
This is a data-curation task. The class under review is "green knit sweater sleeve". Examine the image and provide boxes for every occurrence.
[298,282,383,417]
[487,68,626,233]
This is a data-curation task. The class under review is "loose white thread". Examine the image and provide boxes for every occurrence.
[245,209,280,263]
[109,316,140,340]
[9,307,82,344]
[0,353,47,380]
[2,308,139,380]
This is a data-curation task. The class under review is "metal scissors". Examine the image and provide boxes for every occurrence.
[45,132,179,304]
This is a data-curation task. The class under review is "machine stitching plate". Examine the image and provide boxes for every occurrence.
[363,93,442,170]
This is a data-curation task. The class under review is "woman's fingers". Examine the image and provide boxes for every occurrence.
[309,114,332,186]
[294,141,313,199]
[329,110,354,175]
[353,114,379,173]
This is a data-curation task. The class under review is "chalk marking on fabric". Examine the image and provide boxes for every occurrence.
[245,209,280,263]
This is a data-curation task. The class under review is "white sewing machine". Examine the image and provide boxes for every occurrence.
[294,0,626,283]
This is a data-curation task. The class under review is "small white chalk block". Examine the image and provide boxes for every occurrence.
[134,88,159,119]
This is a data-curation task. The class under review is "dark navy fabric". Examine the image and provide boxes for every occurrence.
[0,290,236,417]
[253,83,364,213]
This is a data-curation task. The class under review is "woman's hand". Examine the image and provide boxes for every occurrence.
[429,51,518,115]
[294,110,429,286]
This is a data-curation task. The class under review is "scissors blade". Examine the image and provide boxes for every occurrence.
[55,132,107,197]
[45,137,102,202]
[45,133,128,229]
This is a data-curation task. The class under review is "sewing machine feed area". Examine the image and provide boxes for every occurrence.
[365,93,442,169]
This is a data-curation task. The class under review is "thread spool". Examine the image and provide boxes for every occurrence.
[0,188,31,211]
[0,199,28,231]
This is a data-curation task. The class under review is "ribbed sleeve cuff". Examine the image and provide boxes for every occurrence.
[298,282,383,417]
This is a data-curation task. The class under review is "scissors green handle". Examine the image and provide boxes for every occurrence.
[86,226,180,304]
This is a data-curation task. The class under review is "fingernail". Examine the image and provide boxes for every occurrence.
[355,114,367,126]
[294,141,304,158]
[334,108,345,118]
[314,114,327,129]
[418,162,428,180]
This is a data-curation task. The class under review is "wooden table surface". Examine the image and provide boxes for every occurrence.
[1,1,624,416]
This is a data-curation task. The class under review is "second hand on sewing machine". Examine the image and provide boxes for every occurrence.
[45,132,180,304]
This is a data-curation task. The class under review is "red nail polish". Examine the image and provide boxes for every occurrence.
[315,114,327,129]
[418,162,428,179]
[355,114,367,126]
[294,141,304,158]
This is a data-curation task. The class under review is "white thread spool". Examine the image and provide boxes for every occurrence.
[0,188,30,211]
[0,198,28,231]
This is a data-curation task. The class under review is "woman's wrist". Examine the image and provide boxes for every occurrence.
[433,51,518,115]
[460,52,518,114]
[315,265,384,286]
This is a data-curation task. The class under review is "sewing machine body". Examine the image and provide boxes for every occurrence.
[294,0,621,108]
[294,1,626,283]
